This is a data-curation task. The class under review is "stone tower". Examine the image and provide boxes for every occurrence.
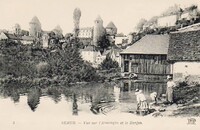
[29,16,42,38]
[12,23,21,35]
[106,21,117,36]
[93,15,105,46]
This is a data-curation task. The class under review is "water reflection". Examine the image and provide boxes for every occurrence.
[27,87,41,112]
[72,94,78,115]
[0,86,20,103]
[46,87,61,103]
[0,81,167,115]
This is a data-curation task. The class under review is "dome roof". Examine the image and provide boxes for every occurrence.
[106,21,117,29]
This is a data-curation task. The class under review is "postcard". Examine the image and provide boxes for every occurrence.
[0,0,199,130]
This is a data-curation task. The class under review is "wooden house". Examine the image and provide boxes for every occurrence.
[120,35,170,80]
[168,24,200,83]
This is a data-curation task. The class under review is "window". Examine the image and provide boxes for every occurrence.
[124,61,129,72]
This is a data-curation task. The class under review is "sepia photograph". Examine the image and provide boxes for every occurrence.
[0,0,200,130]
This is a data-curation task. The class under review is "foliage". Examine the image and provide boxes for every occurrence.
[27,87,41,111]
[173,85,200,104]
[97,34,110,52]
[0,40,99,84]
[135,18,147,32]
[100,57,119,70]
[161,4,182,16]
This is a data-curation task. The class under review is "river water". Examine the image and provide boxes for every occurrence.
[0,80,166,116]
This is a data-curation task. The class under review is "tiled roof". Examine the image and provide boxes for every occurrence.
[3,32,20,40]
[106,21,117,29]
[120,35,169,55]
[168,29,200,61]
[80,27,93,30]
[30,16,41,25]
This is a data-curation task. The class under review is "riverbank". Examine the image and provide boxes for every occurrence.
[148,85,200,117]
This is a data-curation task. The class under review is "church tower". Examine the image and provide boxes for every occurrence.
[93,15,105,46]
[29,16,42,38]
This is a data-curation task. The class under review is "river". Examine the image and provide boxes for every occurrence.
[0,80,166,116]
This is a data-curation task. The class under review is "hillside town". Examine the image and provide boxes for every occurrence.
[0,3,200,118]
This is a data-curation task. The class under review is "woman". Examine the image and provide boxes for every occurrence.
[150,92,157,104]
[135,89,149,113]
[166,75,176,104]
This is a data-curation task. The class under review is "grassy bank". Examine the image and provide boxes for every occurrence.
[151,84,200,117]
[174,85,200,104]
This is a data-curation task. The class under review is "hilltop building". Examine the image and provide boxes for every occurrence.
[78,27,93,45]
[29,16,42,38]
[12,24,21,35]
[0,32,20,42]
[106,21,117,36]
[78,16,118,46]
[156,5,200,28]
[78,27,93,39]
[93,15,106,46]
[0,32,35,44]
[42,33,50,48]
[114,33,128,47]
[179,5,199,21]
[157,14,179,27]
[79,16,120,67]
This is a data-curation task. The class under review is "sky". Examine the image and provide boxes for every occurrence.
[0,0,200,35]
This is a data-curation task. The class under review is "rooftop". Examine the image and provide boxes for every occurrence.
[120,35,169,55]
[106,21,117,29]
[79,27,93,30]
[1,32,20,40]
[168,28,200,61]
[30,16,41,25]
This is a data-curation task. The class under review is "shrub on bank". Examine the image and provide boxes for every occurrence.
[173,85,200,104]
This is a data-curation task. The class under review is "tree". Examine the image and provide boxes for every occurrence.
[73,8,81,37]
[148,16,158,25]
[161,4,182,16]
[97,34,110,52]
[100,57,119,70]
[135,18,147,32]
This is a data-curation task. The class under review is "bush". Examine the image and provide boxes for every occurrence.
[100,57,119,70]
